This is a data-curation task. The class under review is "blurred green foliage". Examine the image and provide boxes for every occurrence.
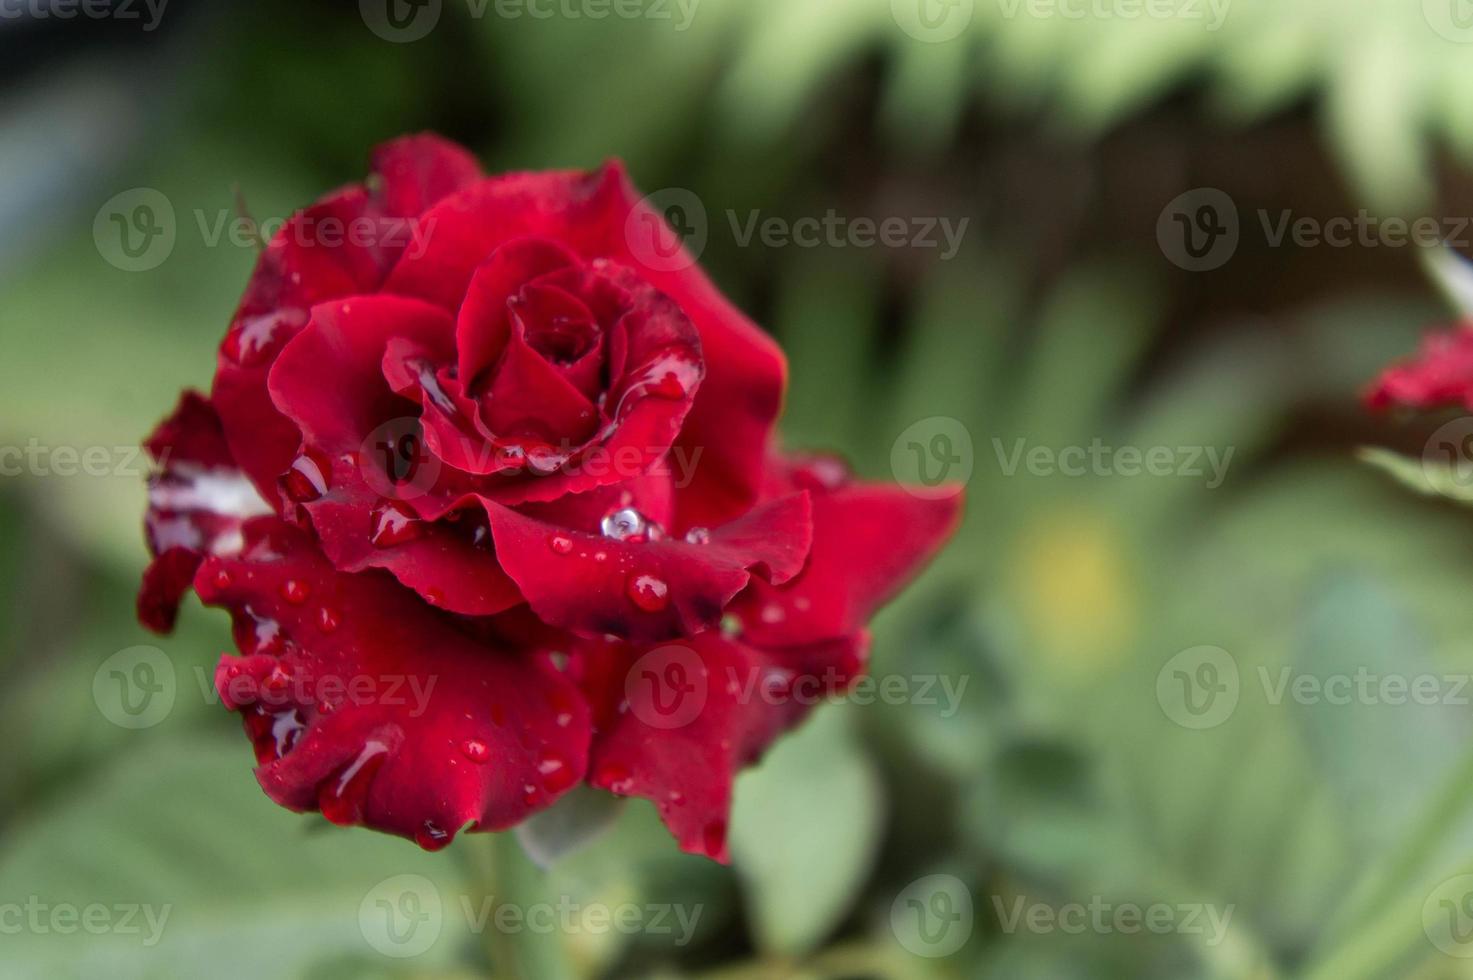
[4,2,1473,978]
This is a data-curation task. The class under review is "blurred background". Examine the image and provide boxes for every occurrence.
[7,1,1473,977]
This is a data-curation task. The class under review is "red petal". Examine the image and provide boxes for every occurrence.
[456,237,583,386]
[482,492,812,643]
[370,133,485,219]
[298,454,524,617]
[196,519,589,846]
[383,163,782,526]
[732,465,963,648]
[138,392,273,633]
[269,296,456,455]
[576,631,869,861]
[213,136,482,500]
[1367,325,1473,412]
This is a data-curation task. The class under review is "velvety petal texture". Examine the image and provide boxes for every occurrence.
[135,134,962,860]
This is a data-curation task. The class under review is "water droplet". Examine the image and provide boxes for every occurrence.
[760,604,785,625]
[280,579,310,605]
[416,821,453,851]
[461,738,490,764]
[425,588,445,606]
[317,605,340,633]
[212,568,234,590]
[548,534,574,555]
[538,753,576,793]
[597,763,634,795]
[281,448,331,503]
[703,819,727,857]
[667,789,684,805]
[271,709,305,758]
[318,741,388,826]
[522,782,543,806]
[684,527,711,545]
[221,308,308,367]
[370,499,424,547]
[627,574,670,612]
[601,507,647,541]
[263,665,291,696]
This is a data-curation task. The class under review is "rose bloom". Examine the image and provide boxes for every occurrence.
[138,135,961,860]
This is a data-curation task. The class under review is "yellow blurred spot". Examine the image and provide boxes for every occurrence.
[1012,508,1136,673]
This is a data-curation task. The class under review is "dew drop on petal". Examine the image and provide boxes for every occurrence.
[319,741,388,826]
[538,752,576,793]
[684,527,711,545]
[760,604,785,625]
[627,574,670,613]
[281,448,331,503]
[461,738,490,764]
[416,821,453,851]
[317,605,341,633]
[548,534,574,555]
[601,507,646,541]
[280,579,310,605]
[370,499,425,547]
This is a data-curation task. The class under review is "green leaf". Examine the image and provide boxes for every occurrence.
[729,708,884,957]
[514,787,626,870]
[1358,447,1473,505]
[0,736,471,979]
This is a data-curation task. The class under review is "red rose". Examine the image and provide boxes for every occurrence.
[139,135,961,860]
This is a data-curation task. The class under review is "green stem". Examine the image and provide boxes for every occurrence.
[460,831,582,980]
